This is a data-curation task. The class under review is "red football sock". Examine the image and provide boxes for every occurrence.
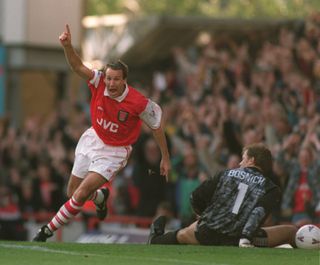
[47,196,83,232]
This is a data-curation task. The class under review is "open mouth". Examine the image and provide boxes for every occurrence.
[108,88,119,97]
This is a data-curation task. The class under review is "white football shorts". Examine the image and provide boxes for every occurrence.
[71,127,132,180]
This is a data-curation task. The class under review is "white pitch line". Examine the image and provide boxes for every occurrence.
[0,243,230,265]
[0,243,84,256]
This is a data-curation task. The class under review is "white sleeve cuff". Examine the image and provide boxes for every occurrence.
[139,100,162,129]
[89,69,102,88]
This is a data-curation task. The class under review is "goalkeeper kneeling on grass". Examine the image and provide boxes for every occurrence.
[148,143,297,248]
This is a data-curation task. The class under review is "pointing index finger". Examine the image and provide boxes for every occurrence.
[66,24,70,34]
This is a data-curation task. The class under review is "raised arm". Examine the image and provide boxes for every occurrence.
[59,24,93,80]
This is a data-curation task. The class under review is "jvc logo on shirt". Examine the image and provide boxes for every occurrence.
[97,118,119,133]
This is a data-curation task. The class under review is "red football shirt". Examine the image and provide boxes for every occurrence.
[293,171,312,213]
[87,71,148,146]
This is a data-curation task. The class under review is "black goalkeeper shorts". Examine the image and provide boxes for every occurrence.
[194,223,268,247]
[194,224,239,246]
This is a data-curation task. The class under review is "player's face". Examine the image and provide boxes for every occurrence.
[239,150,254,168]
[104,68,126,98]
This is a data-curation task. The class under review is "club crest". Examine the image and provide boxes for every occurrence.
[118,110,129,122]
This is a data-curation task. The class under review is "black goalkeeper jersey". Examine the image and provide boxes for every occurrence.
[191,167,281,239]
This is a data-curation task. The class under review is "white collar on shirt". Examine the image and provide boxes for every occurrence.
[104,84,129,102]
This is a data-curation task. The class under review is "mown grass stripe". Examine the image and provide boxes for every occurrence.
[0,243,229,265]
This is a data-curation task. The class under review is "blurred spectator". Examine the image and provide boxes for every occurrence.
[110,160,138,215]
[132,134,167,217]
[174,147,209,227]
[226,154,241,169]
[281,146,320,226]
[0,185,27,240]
[31,161,64,213]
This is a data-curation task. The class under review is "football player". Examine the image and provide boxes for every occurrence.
[33,24,171,242]
[148,143,297,248]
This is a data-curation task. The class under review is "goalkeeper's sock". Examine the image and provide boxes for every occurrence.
[150,230,179,245]
[47,196,84,232]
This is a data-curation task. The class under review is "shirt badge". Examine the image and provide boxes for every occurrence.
[118,110,129,122]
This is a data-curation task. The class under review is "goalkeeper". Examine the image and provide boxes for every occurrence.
[148,143,297,248]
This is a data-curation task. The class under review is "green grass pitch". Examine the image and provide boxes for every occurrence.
[0,241,318,265]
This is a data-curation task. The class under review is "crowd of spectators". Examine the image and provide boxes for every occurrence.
[1,13,320,239]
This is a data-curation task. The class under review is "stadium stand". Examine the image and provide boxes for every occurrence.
[0,12,320,241]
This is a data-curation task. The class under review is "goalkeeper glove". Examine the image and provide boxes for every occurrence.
[239,238,254,248]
